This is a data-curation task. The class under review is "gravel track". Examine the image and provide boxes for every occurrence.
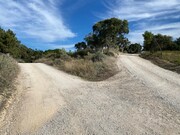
[0,54,180,135]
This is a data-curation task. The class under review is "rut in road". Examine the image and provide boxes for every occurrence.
[0,54,180,135]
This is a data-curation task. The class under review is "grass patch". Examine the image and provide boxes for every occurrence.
[141,51,180,73]
[36,53,119,81]
[0,53,19,98]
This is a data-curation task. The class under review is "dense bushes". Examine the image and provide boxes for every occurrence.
[125,43,142,54]
[0,54,19,97]
[143,31,180,52]
[0,28,43,62]
[43,49,71,61]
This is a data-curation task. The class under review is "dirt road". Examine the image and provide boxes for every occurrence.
[0,54,180,135]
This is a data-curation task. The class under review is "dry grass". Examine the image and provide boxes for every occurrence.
[36,55,119,81]
[0,54,19,98]
[58,58,118,81]
[160,51,180,65]
[141,51,180,73]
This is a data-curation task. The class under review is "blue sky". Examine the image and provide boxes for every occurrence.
[0,0,180,50]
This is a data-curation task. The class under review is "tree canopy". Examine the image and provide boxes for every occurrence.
[82,18,129,52]
[126,43,142,54]
[0,27,42,62]
[143,31,179,52]
[74,42,87,51]
[174,37,180,50]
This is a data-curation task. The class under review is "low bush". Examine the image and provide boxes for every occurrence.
[127,43,142,54]
[0,54,19,98]
[91,52,106,62]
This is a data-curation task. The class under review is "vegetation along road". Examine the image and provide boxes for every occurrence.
[0,54,180,135]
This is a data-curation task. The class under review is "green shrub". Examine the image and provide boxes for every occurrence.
[92,52,106,62]
[127,43,142,54]
[73,50,89,58]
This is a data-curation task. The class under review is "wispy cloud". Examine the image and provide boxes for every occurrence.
[0,0,76,42]
[104,0,180,43]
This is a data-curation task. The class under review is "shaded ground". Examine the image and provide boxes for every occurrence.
[0,54,180,135]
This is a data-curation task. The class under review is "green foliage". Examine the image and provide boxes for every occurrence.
[154,34,175,50]
[143,31,179,52]
[127,43,142,54]
[175,37,180,45]
[72,47,94,58]
[174,37,180,50]
[74,42,87,51]
[0,27,42,62]
[73,50,89,58]
[143,31,154,51]
[43,48,71,61]
[79,18,129,53]
[84,33,98,51]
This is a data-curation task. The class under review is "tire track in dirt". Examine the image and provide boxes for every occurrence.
[0,54,180,135]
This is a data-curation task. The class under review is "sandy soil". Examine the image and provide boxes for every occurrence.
[0,54,180,135]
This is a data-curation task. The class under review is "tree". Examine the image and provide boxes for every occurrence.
[143,31,154,51]
[0,27,41,62]
[143,31,179,52]
[74,42,87,51]
[127,43,142,54]
[85,18,129,52]
[0,28,21,57]
[174,37,180,50]
[0,28,7,53]
[154,34,174,50]
[175,37,180,45]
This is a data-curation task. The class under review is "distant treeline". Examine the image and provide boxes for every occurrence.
[0,18,180,62]
[143,31,180,52]
[0,28,43,62]
[74,18,180,55]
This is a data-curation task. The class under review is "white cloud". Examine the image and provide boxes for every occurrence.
[127,22,180,44]
[0,0,76,42]
[104,0,180,44]
[105,0,180,21]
